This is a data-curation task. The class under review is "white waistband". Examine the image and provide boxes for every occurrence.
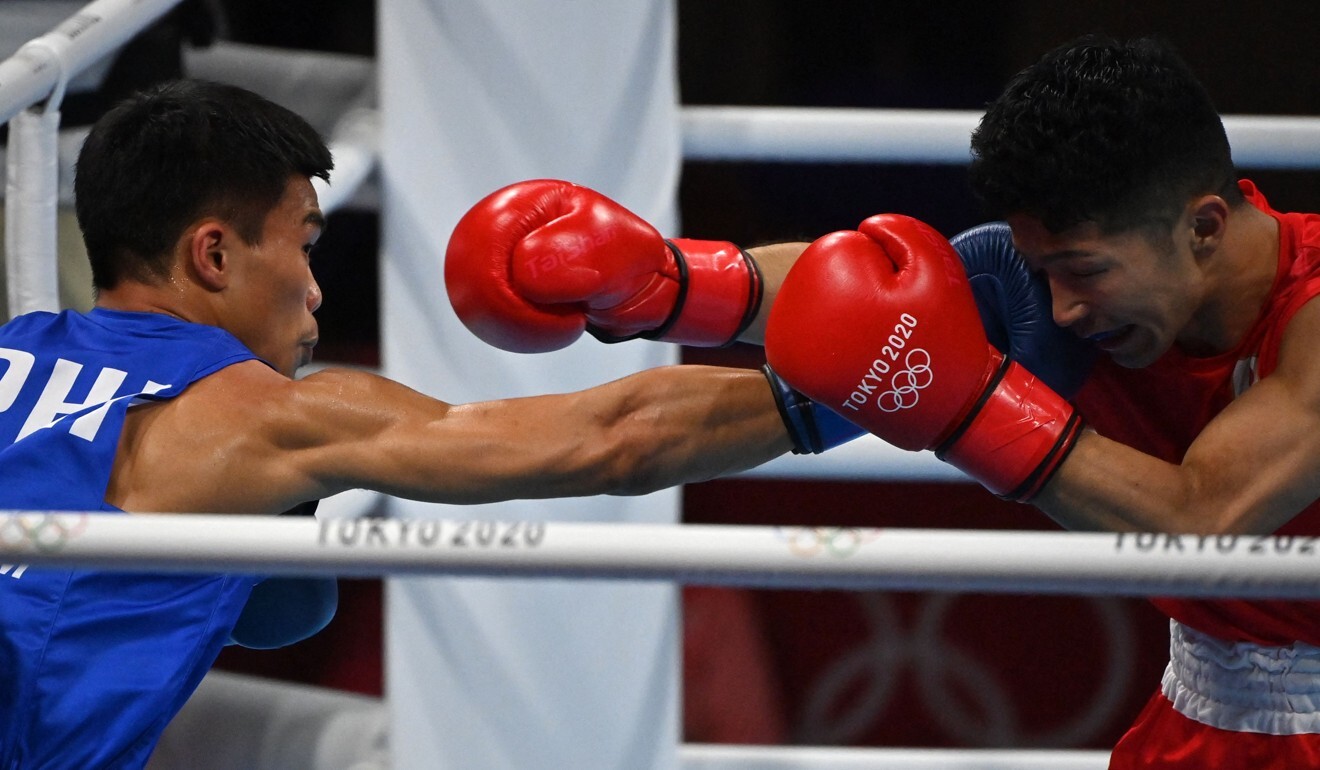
[1162,619,1320,735]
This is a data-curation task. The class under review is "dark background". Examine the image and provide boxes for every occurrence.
[133,0,1320,750]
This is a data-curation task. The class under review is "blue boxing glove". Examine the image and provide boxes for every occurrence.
[763,365,866,454]
[951,222,1096,398]
[227,500,339,649]
[229,576,339,650]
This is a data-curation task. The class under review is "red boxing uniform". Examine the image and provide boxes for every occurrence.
[1082,181,1320,768]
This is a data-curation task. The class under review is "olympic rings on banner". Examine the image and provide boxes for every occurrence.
[0,513,90,552]
[778,526,882,558]
[798,592,1136,747]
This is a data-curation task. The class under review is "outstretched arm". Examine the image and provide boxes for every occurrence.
[109,361,794,515]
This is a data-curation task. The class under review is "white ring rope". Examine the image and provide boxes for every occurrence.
[5,106,62,315]
[0,0,184,125]
[681,106,1320,169]
[3,512,1320,598]
[680,744,1111,770]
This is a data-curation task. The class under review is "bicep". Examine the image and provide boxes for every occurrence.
[115,364,606,513]
[114,365,458,513]
[280,369,620,505]
[1179,301,1320,532]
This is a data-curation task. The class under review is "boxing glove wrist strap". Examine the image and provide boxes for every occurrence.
[649,239,763,346]
[763,365,867,454]
[935,354,1084,502]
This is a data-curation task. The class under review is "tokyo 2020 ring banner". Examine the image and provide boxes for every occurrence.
[378,2,683,769]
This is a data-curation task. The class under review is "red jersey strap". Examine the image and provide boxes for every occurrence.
[1248,202,1320,376]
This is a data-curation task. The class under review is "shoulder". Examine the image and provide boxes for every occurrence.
[174,358,291,409]
[117,363,449,512]
[1271,298,1320,398]
[196,364,412,408]
[113,362,343,513]
[172,363,437,442]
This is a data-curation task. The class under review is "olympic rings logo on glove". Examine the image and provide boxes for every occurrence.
[876,348,933,413]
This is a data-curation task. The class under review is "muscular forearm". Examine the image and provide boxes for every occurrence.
[1032,431,1232,534]
[354,365,793,505]
[591,365,794,495]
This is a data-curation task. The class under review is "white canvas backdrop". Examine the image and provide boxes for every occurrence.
[378,2,683,768]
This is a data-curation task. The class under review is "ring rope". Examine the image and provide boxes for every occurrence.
[679,744,1111,770]
[3,512,1320,597]
[681,105,1320,169]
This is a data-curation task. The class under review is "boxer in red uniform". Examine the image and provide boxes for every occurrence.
[445,35,1320,769]
[770,37,1320,768]
[969,37,1320,768]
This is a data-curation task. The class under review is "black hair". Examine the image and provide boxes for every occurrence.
[74,79,333,289]
[968,35,1241,236]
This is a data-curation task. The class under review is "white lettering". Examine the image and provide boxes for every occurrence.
[0,347,35,413]
[842,358,893,413]
[18,359,127,441]
[0,564,28,579]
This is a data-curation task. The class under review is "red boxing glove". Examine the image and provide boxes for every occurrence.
[764,214,1083,501]
[445,179,762,353]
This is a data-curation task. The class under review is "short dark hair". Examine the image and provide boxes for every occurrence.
[74,79,333,289]
[968,35,1241,235]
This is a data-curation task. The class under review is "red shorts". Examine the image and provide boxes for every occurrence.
[1110,689,1320,769]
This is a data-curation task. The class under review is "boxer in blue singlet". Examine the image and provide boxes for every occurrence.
[0,80,801,768]
[0,310,260,768]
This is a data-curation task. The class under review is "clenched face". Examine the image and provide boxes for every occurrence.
[1008,214,1207,369]
[223,176,325,377]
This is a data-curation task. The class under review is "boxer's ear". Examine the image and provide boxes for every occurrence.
[1188,195,1228,255]
[188,219,232,291]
